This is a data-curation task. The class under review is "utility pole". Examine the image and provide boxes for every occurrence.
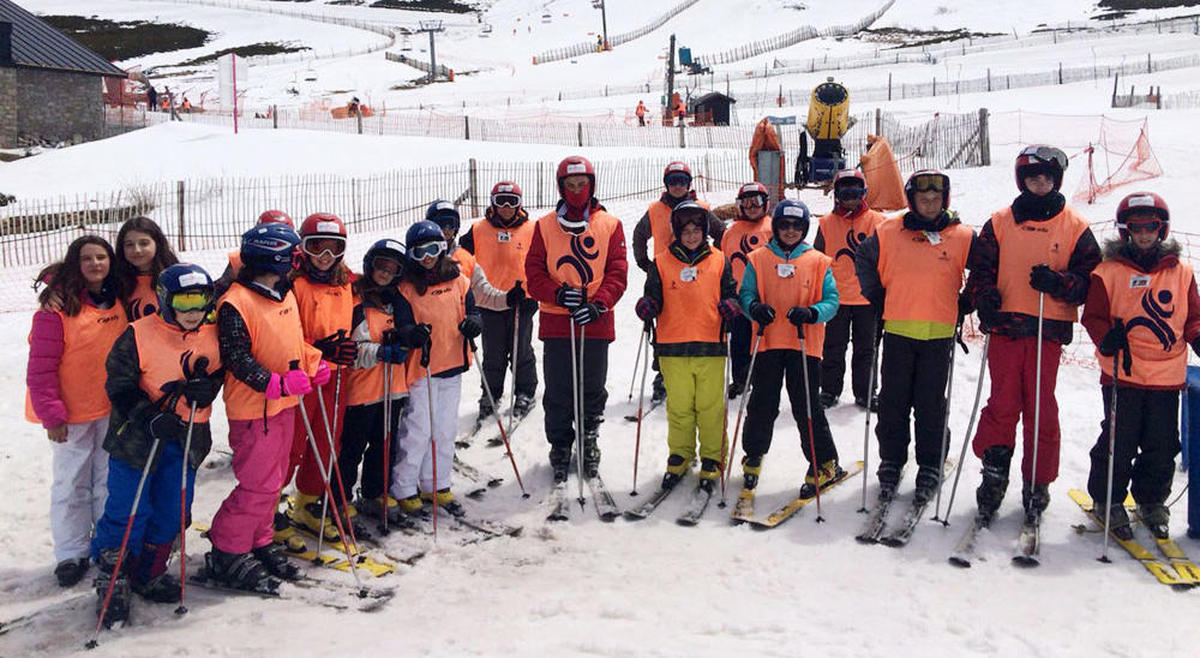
[599,0,609,49]
[418,20,445,83]
[666,34,676,122]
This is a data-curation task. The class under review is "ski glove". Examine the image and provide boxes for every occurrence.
[406,323,432,348]
[311,360,332,388]
[570,303,601,326]
[266,369,312,400]
[1029,264,1064,295]
[555,284,585,309]
[786,306,818,326]
[313,330,357,366]
[975,287,1003,326]
[506,282,526,308]
[635,297,660,322]
[459,317,483,340]
[377,344,407,364]
[748,301,776,325]
[1097,319,1128,357]
[717,298,742,323]
[148,413,188,443]
[181,376,220,409]
[956,292,974,323]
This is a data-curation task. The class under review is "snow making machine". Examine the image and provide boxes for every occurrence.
[795,77,855,188]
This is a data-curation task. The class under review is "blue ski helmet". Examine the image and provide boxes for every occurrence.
[425,199,461,234]
[771,199,810,242]
[156,263,215,328]
[240,223,301,275]
[405,220,449,264]
[363,238,406,285]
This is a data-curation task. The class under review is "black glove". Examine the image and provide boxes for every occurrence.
[406,323,432,348]
[459,316,482,339]
[635,297,660,322]
[377,344,407,364]
[381,328,403,346]
[506,281,526,308]
[570,303,601,326]
[148,412,188,443]
[1097,320,1128,357]
[313,330,357,366]
[555,284,585,309]
[957,292,973,322]
[1029,264,1064,295]
[786,306,818,326]
[748,301,776,325]
[975,288,1002,326]
[181,377,219,409]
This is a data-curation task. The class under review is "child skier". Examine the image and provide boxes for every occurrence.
[1080,192,1200,538]
[736,199,841,506]
[207,223,326,592]
[216,210,293,295]
[391,220,481,515]
[635,201,741,492]
[28,236,128,587]
[91,263,223,625]
[459,182,540,425]
[337,239,410,525]
[720,182,772,399]
[813,169,886,410]
[855,170,978,502]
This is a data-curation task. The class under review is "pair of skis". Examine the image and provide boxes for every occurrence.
[857,460,955,547]
[729,461,865,528]
[546,474,621,522]
[946,511,1041,567]
[623,475,716,526]
[457,403,533,449]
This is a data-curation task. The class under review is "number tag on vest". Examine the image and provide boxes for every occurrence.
[776,263,796,278]
[1129,274,1151,289]
[680,266,698,283]
[924,231,943,245]
[497,231,512,243]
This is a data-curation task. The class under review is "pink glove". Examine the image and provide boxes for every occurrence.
[311,360,332,387]
[268,369,312,399]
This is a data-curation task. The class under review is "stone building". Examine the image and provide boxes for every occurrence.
[0,0,126,148]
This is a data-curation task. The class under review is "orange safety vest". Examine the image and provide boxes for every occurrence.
[125,273,158,322]
[747,247,831,354]
[219,284,320,420]
[25,303,127,425]
[721,217,772,285]
[292,276,354,344]
[992,205,1090,322]
[1094,260,1194,388]
[648,199,711,261]
[346,302,409,406]
[636,104,646,117]
[399,274,471,383]
[818,209,886,306]
[131,315,221,422]
[227,250,243,277]
[655,247,725,345]
[471,219,535,292]
[451,247,476,279]
[876,218,973,325]
[536,210,621,316]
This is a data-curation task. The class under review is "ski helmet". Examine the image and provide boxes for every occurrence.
[669,200,709,240]
[405,220,449,263]
[663,161,693,188]
[905,169,951,214]
[772,199,810,242]
[425,199,461,234]
[490,181,523,208]
[1014,145,1068,193]
[736,182,769,214]
[833,169,868,204]
[1116,191,1170,241]
[156,263,215,329]
[240,223,301,276]
[362,238,406,285]
[298,213,347,260]
[556,155,596,197]
[257,209,293,227]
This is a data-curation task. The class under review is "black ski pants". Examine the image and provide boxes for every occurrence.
[1087,386,1180,507]
[335,397,405,506]
[729,314,753,386]
[820,303,877,401]
[542,337,609,449]
[742,349,838,474]
[875,333,953,470]
[479,304,538,406]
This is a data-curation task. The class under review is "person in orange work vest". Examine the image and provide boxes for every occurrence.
[735,199,841,512]
[855,170,980,504]
[217,210,293,297]
[1081,192,1200,539]
[635,100,647,126]
[634,201,741,495]
[721,182,773,399]
[964,145,1101,527]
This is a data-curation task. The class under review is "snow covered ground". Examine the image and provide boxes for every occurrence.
[3,1,1200,656]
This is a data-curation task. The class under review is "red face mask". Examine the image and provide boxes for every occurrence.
[563,183,592,210]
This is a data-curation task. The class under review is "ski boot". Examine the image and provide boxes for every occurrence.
[854,395,879,413]
[55,557,89,588]
[1137,502,1170,539]
[512,393,535,419]
[358,495,405,526]
[273,511,308,553]
[819,392,838,409]
[252,543,304,581]
[975,445,1012,526]
[549,444,572,484]
[582,426,602,479]
[397,494,425,516]
[1101,502,1133,540]
[130,543,181,603]
[288,493,341,542]
[475,399,495,427]
[1021,481,1050,525]
[697,458,721,494]
[740,454,763,492]
[661,454,689,490]
[203,548,280,594]
[800,459,844,499]
[422,488,465,517]
[876,460,903,502]
[913,464,942,504]
[93,549,130,628]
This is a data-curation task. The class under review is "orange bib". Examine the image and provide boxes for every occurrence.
[26,303,127,424]
[748,247,831,354]
[132,315,221,422]
[227,250,243,277]
[399,275,471,383]
[452,247,476,279]
[721,217,772,285]
[876,219,973,325]
[992,205,1089,321]
[125,273,158,322]
[536,210,620,315]
[292,276,354,343]
[1094,260,1194,387]
[471,220,535,292]
[818,209,885,306]
[346,303,410,407]
[655,248,725,345]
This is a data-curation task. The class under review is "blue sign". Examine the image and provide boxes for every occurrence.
[766,115,796,125]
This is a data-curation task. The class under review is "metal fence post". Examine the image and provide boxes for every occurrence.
[176,181,186,252]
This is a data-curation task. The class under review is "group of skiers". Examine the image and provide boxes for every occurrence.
[24,148,1195,626]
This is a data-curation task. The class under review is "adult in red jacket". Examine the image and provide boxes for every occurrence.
[524,156,628,483]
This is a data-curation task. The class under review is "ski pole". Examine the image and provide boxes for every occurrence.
[1100,333,1123,563]
[717,330,732,508]
[176,401,198,616]
[88,436,162,648]
[860,321,882,513]
[380,361,393,535]
[630,321,653,496]
[798,334,824,522]
[292,361,365,594]
[944,334,990,521]
[720,323,765,504]
[1028,292,1046,513]
[627,319,646,401]
[932,320,964,523]
[469,339,529,498]
[314,369,360,560]
[574,323,589,510]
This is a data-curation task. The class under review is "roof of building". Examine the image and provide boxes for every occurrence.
[0,0,126,77]
[691,92,737,106]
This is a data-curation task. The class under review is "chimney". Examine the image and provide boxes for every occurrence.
[0,23,12,67]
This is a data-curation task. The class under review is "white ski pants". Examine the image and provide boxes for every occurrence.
[50,417,109,561]
[392,374,460,498]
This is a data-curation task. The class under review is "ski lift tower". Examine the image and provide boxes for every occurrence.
[592,0,609,49]
[418,20,445,83]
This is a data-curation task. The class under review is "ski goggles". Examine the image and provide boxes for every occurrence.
[301,236,346,259]
[410,240,447,260]
[834,186,867,202]
[738,195,765,208]
[664,173,692,187]
[370,255,403,274]
[1016,145,1068,171]
[491,193,522,208]
[775,218,805,231]
[910,174,947,193]
[1125,219,1163,234]
[170,290,213,313]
